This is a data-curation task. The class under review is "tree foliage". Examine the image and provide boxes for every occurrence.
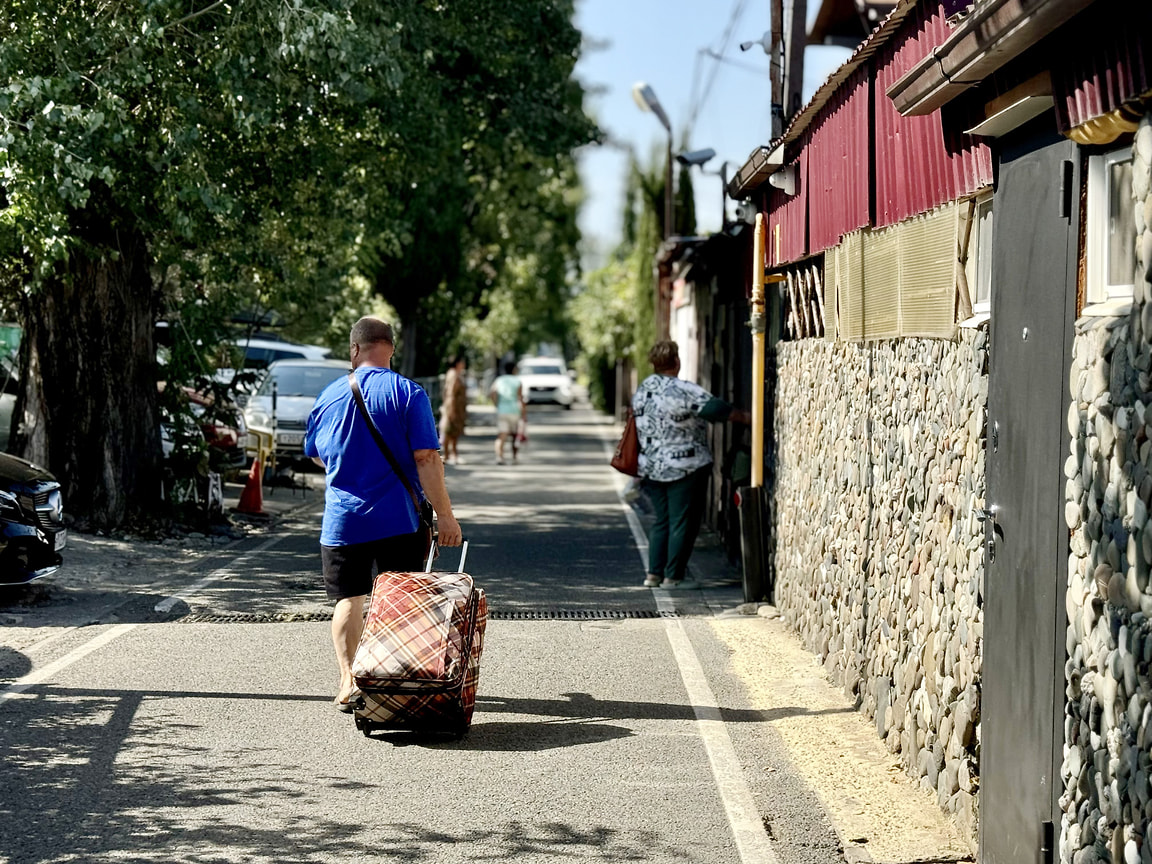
[0,0,597,526]
[572,150,697,411]
[358,3,596,375]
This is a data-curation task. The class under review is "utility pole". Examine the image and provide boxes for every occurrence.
[769,0,784,139]
[784,0,807,122]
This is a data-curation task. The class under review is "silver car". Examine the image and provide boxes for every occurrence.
[244,359,348,461]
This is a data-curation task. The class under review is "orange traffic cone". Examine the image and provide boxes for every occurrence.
[236,456,265,515]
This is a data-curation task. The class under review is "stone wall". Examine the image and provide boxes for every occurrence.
[1061,114,1152,863]
[772,333,987,844]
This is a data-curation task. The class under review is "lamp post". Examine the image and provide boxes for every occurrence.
[632,82,673,239]
[676,148,737,230]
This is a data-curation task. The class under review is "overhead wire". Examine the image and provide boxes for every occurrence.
[703,48,770,76]
[684,0,752,140]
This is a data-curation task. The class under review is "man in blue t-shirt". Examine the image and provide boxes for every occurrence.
[304,317,463,712]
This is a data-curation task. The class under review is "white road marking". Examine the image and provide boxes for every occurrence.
[0,623,137,705]
[594,424,654,572]
[1,533,294,709]
[596,419,778,863]
[666,619,781,864]
[154,534,285,613]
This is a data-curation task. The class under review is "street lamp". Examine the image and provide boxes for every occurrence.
[632,82,674,240]
[675,148,735,230]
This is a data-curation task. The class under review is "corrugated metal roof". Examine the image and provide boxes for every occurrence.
[776,0,921,153]
[731,0,921,199]
[767,143,809,266]
[1052,0,1152,132]
[873,2,993,226]
[807,68,872,254]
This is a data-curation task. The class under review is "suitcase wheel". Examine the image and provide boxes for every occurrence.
[354,715,374,736]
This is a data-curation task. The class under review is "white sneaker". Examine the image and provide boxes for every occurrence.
[661,579,700,590]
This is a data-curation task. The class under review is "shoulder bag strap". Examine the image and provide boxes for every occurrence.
[348,373,422,515]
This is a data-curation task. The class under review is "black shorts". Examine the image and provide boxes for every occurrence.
[321,532,426,601]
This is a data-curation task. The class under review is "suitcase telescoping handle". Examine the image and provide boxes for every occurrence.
[425,539,468,574]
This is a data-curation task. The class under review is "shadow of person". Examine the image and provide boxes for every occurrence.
[0,645,32,679]
[363,718,635,752]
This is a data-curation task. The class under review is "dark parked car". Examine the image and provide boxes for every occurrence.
[0,452,65,584]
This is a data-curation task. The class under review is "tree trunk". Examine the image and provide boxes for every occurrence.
[398,312,419,379]
[14,230,163,529]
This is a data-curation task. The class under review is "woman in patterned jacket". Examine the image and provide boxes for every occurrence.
[632,340,750,589]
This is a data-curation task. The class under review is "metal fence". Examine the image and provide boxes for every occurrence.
[412,375,442,415]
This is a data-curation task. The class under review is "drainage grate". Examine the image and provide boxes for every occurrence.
[175,611,334,624]
[173,609,677,623]
[490,609,676,620]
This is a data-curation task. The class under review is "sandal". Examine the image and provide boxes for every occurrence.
[333,688,362,714]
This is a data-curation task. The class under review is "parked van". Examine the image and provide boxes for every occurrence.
[232,335,331,369]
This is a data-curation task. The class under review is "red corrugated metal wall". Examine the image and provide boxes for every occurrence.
[1052,0,1152,132]
[807,67,871,255]
[873,3,992,228]
[767,142,808,267]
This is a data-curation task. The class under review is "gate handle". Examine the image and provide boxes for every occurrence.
[976,506,1004,541]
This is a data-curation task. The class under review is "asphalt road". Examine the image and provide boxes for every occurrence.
[0,404,846,864]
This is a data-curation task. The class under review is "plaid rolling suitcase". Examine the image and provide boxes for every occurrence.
[352,542,487,738]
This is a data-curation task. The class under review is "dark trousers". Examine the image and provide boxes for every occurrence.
[321,531,426,600]
[646,467,709,583]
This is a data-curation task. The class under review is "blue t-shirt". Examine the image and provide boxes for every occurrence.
[304,367,441,547]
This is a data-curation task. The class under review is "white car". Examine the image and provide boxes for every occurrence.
[518,357,573,408]
[233,336,332,369]
[244,359,348,461]
[214,337,333,403]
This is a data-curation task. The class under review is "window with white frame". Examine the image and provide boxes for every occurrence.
[966,192,993,315]
[1086,146,1136,309]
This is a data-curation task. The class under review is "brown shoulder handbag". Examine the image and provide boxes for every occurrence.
[610,410,640,476]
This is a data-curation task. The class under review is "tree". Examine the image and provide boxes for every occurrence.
[572,153,665,410]
[356,0,598,376]
[457,151,586,367]
[0,1,597,527]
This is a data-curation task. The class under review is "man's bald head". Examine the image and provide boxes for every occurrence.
[349,317,396,369]
[349,317,394,349]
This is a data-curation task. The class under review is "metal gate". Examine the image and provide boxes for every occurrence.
[981,120,1080,862]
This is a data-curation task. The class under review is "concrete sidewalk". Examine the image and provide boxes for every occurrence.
[629,498,975,863]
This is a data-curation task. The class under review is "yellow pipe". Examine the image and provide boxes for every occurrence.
[751,214,766,488]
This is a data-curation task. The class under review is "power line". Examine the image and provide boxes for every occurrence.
[703,48,770,76]
[685,0,752,139]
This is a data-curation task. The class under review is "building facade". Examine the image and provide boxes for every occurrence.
[729,0,1152,858]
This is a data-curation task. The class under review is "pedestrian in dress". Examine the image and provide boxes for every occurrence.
[304,317,463,712]
[489,360,526,465]
[633,340,749,589]
[439,354,468,464]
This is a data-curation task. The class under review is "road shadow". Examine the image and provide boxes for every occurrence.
[0,582,58,611]
[477,691,853,725]
[366,717,635,751]
[349,691,855,750]
[0,683,689,863]
[0,645,32,680]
